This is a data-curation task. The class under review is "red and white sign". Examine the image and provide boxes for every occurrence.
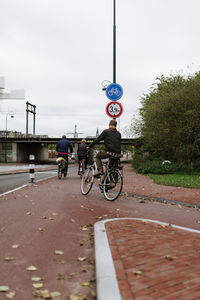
[106,101,123,118]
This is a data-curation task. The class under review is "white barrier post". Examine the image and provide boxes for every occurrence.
[29,154,35,183]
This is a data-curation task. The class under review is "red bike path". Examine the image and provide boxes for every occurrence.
[0,163,200,299]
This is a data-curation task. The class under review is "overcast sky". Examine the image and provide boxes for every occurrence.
[1,0,200,138]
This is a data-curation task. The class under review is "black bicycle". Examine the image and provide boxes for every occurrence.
[57,157,68,179]
[81,156,123,201]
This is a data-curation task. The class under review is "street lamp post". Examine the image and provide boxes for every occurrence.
[5,113,14,163]
[113,0,116,83]
[5,113,14,136]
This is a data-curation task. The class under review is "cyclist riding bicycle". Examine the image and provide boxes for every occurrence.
[77,139,88,175]
[88,119,121,177]
[56,135,73,173]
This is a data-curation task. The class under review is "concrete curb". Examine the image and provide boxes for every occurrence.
[124,192,200,209]
[94,218,200,300]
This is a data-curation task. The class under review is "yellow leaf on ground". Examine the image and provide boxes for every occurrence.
[5,291,16,299]
[33,283,43,289]
[78,257,87,262]
[26,265,38,271]
[51,291,62,298]
[55,250,64,255]
[32,277,43,282]
[69,295,86,300]
[0,286,10,292]
[4,257,15,261]
[81,282,90,287]
[12,244,19,249]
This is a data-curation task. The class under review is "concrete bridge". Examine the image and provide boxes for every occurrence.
[0,137,139,163]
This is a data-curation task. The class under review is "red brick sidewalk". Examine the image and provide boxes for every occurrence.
[106,219,200,300]
[122,163,200,206]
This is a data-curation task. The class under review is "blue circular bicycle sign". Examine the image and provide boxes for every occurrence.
[106,83,123,101]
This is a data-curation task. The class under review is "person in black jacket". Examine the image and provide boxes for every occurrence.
[89,119,121,176]
[56,135,73,162]
[77,139,88,175]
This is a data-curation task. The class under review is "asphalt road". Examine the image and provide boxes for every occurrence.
[0,166,77,194]
[0,168,200,299]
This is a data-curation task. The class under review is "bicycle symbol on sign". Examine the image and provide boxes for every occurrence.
[108,88,121,97]
[106,83,123,101]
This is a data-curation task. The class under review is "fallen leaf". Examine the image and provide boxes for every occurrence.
[69,295,86,300]
[42,216,47,219]
[81,226,88,231]
[5,291,16,299]
[59,260,65,264]
[33,283,43,289]
[133,270,142,275]
[55,250,64,255]
[39,228,45,232]
[71,219,76,223]
[34,289,51,299]
[49,217,54,220]
[81,282,90,287]
[57,273,65,280]
[26,265,38,271]
[12,244,19,249]
[4,257,15,261]
[51,291,62,298]
[26,212,31,215]
[164,255,175,261]
[52,213,57,216]
[0,286,10,292]
[78,257,87,262]
[32,277,43,282]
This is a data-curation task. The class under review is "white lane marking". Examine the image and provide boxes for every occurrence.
[0,167,77,197]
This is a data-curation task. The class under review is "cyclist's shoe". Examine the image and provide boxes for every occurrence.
[78,171,81,175]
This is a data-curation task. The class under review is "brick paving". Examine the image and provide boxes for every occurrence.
[106,219,200,300]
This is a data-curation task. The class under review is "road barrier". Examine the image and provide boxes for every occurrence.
[29,154,35,183]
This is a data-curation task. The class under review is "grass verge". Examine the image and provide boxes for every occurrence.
[148,174,200,189]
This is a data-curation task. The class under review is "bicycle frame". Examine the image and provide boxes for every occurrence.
[81,157,123,200]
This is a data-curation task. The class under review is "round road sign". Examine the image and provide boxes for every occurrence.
[106,101,123,118]
[105,83,123,101]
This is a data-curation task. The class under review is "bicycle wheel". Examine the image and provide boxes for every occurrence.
[103,169,123,201]
[81,167,94,195]
[58,164,62,179]
[63,160,68,178]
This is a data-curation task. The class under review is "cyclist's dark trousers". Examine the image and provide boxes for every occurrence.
[57,154,68,172]
[78,156,87,171]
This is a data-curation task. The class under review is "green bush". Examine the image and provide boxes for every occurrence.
[131,151,195,174]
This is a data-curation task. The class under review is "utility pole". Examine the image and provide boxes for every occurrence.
[26,102,36,136]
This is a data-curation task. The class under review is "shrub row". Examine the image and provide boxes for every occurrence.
[131,152,200,174]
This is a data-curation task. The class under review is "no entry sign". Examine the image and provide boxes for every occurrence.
[106,101,123,118]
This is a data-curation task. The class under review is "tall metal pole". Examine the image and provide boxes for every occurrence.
[26,102,29,136]
[113,0,116,83]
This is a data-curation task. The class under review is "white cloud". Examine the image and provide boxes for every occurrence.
[1,0,200,137]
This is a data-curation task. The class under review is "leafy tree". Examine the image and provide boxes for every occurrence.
[131,71,200,163]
